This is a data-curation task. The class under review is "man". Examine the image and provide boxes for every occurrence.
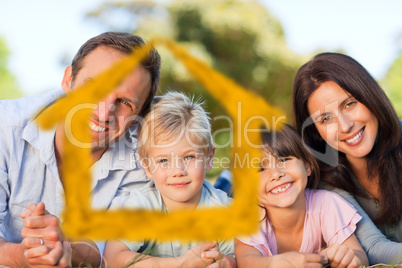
[0,32,161,267]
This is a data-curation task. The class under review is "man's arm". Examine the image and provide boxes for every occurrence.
[0,238,30,267]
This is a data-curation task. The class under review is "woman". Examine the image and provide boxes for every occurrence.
[292,52,402,265]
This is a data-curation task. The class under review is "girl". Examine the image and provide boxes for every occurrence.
[293,52,402,264]
[235,124,368,268]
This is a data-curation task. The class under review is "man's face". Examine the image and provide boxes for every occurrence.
[62,46,151,156]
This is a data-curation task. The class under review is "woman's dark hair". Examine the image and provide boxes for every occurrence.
[292,52,402,224]
[260,124,320,189]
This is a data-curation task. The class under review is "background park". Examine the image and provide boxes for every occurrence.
[1,0,402,179]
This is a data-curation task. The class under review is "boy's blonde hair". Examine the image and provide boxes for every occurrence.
[137,91,214,158]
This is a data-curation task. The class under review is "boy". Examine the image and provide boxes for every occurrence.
[104,92,236,267]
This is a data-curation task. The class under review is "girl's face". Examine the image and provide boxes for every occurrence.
[307,81,379,163]
[258,152,310,209]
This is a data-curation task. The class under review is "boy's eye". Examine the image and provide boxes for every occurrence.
[158,158,168,164]
[184,155,195,161]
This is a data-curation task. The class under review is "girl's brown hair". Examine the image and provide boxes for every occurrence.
[260,124,320,189]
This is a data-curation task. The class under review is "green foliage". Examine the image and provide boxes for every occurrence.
[382,53,402,117]
[86,0,309,176]
[0,37,22,99]
[86,0,307,125]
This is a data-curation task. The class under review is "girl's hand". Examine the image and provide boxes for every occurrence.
[274,252,327,268]
[201,244,236,268]
[320,243,362,268]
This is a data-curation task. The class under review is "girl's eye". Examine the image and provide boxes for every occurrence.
[279,157,291,163]
[257,167,266,173]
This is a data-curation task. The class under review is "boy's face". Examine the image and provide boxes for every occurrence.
[142,134,214,211]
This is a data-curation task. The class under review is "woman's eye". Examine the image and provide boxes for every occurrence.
[321,115,332,124]
[345,101,356,108]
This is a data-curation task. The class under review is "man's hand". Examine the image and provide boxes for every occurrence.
[20,202,70,267]
[23,240,72,268]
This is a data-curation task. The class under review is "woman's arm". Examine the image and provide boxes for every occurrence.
[320,183,402,264]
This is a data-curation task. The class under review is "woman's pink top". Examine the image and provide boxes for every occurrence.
[238,189,362,256]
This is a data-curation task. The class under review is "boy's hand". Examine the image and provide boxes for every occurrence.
[320,244,361,268]
[201,244,237,268]
[179,242,217,268]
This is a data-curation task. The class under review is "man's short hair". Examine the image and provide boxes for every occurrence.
[138,91,214,158]
[70,32,161,117]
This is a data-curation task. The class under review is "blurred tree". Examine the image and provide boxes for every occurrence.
[87,0,307,125]
[87,0,309,178]
[382,53,402,117]
[0,37,22,99]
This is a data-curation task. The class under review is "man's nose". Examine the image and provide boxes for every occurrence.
[96,95,116,122]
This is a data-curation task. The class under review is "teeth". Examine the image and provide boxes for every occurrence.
[345,129,363,144]
[271,183,292,194]
[89,122,106,132]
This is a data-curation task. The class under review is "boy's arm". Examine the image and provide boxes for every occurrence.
[104,240,217,268]
[235,239,325,268]
[0,238,29,267]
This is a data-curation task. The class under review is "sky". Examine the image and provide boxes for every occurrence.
[0,0,401,96]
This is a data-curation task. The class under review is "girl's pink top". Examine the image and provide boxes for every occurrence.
[238,189,362,256]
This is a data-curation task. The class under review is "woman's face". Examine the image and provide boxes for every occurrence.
[307,81,379,162]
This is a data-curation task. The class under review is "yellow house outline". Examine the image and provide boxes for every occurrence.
[36,38,284,242]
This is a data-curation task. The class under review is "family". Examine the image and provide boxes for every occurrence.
[0,32,400,267]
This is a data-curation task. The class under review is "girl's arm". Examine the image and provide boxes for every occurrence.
[320,234,368,268]
[235,239,325,268]
[320,183,402,264]
[104,240,217,268]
